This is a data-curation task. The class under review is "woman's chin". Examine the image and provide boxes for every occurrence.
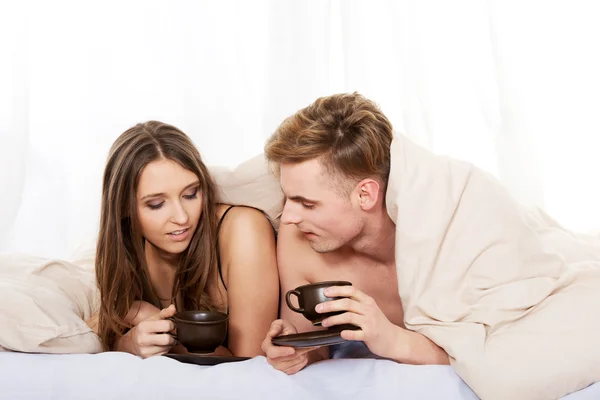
[152,240,191,258]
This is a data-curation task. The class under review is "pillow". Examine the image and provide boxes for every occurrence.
[210,153,284,230]
[0,253,102,354]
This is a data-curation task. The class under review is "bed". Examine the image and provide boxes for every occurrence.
[1,351,599,399]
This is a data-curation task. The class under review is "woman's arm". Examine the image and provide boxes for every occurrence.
[87,300,160,334]
[124,301,161,326]
[88,301,174,355]
[112,301,161,353]
[218,206,279,358]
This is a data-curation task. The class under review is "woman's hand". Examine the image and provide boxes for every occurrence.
[118,304,177,358]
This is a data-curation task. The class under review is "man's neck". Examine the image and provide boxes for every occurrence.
[348,210,396,265]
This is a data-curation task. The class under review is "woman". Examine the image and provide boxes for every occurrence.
[89,121,279,358]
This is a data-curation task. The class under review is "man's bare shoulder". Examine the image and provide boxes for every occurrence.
[276,223,328,278]
[276,224,349,286]
[277,223,316,259]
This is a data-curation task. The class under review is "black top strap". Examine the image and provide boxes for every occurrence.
[216,205,235,291]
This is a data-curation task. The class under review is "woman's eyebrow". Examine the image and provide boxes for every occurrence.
[140,181,200,201]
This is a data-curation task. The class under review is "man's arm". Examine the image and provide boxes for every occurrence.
[389,326,450,365]
[276,223,330,364]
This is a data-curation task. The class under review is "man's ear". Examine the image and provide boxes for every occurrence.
[356,178,380,211]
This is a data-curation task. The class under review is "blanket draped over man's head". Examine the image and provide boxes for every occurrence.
[385,134,600,400]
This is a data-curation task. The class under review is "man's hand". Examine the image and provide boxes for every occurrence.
[318,285,449,365]
[317,285,405,358]
[261,319,319,375]
[120,304,177,358]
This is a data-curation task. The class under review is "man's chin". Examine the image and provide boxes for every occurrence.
[308,241,336,254]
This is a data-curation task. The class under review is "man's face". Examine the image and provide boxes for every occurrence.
[279,159,364,253]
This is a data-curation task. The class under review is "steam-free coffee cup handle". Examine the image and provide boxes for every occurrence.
[285,290,304,313]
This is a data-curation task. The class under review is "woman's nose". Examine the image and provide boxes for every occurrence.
[171,202,189,225]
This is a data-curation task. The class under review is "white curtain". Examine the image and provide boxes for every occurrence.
[1,0,599,259]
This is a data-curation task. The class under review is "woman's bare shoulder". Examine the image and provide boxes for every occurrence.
[216,205,276,265]
[216,204,274,235]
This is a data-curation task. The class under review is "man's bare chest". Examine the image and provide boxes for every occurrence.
[307,260,405,327]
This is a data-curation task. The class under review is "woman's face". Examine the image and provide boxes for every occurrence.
[136,159,203,255]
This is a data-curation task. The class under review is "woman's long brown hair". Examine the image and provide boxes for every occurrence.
[96,121,220,350]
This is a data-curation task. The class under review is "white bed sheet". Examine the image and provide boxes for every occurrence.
[0,352,598,400]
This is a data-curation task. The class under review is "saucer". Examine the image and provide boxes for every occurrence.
[272,325,360,348]
[164,353,250,366]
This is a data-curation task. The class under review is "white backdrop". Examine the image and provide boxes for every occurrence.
[1,0,599,259]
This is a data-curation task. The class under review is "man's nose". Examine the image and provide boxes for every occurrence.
[280,201,301,225]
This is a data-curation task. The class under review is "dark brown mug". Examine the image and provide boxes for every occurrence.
[285,281,352,326]
[172,310,228,354]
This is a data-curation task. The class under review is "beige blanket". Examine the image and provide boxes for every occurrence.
[385,134,600,400]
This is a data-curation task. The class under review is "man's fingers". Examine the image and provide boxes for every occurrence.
[322,312,363,329]
[275,356,304,372]
[324,286,369,303]
[266,345,296,359]
[268,345,318,361]
[291,346,319,356]
[340,328,365,341]
[268,319,298,337]
[262,336,290,356]
[278,353,310,374]
[317,298,364,315]
[266,342,320,374]
[267,320,286,337]
[283,358,308,375]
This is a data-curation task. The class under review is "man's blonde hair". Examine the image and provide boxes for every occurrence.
[265,92,393,192]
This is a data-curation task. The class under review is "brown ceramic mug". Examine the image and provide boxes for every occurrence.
[172,310,228,354]
[285,281,352,326]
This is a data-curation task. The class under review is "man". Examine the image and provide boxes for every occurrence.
[261,92,449,374]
